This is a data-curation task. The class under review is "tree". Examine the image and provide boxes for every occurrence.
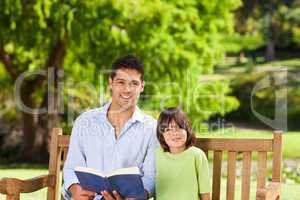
[0,0,240,162]
[233,0,300,61]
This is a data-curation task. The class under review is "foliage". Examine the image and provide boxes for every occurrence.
[0,0,241,133]
[221,33,265,53]
[229,0,300,56]
[227,71,300,130]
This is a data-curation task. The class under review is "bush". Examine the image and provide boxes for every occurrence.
[227,71,300,130]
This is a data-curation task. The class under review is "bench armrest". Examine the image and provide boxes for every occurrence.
[0,174,55,195]
[256,182,281,200]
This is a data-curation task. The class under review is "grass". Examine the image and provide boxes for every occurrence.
[0,168,48,200]
[1,168,299,200]
[0,129,299,200]
[217,57,300,70]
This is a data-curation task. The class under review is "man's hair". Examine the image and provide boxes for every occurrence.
[157,107,196,152]
[111,54,144,80]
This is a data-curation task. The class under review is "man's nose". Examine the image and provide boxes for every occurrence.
[124,82,131,92]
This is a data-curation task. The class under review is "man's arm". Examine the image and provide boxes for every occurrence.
[62,118,95,199]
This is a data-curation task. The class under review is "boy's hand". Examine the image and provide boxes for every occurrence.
[69,183,97,200]
[101,190,137,200]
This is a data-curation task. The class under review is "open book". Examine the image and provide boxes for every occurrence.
[74,166,146,199]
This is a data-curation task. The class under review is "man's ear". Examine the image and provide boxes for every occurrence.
[140,80,145,92]
[109,77,113,90]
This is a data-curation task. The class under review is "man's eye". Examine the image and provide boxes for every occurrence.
[117,81,124,85]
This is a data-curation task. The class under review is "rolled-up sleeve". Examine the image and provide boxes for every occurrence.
[141,123,160,197]
[62,118,86,198]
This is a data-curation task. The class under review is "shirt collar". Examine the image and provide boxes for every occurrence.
[99,101,144,123]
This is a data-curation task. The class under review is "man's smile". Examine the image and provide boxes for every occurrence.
[120,94,132,99]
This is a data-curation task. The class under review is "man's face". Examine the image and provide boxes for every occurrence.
[109,68,144,111]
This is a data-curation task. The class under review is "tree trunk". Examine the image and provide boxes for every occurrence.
[18,81,39,161]
[266,39,275,61]
[265,0,277,61]
[1,35,67,163]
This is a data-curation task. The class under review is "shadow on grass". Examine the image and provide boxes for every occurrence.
[0,163,48,169]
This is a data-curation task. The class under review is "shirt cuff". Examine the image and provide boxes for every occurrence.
[142,178,155,198]
[61,184,72,200]
[64,176,79,190]
[62,178,80,199]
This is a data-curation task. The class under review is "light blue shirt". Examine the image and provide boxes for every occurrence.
[62,102,159,199]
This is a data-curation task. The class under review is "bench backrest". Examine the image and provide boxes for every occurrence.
[48,128,282,200]
[196,132,282,200]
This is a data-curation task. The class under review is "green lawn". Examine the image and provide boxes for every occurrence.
[217,57,300,70]
[1,129,299,200]
[1,168,299,200]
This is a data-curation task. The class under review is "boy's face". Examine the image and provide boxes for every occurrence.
[163,120,187,152]
[109,68,144,111]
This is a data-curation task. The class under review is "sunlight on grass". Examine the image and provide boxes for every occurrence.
[1,168,299,200]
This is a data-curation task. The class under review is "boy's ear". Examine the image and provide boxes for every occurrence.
[109,77,113,89]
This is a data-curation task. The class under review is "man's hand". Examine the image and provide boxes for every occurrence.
[101,190,137,200]
[69,183,97,200]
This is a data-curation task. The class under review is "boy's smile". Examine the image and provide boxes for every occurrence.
[163,120,187,154]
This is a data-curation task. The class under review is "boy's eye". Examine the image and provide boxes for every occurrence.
[159,125,167,133]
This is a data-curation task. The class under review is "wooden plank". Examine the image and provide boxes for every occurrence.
[1,178,20,196]
[272,132,283,183]
[20,175,54,193]
[241,151,252,200]
[257,151,267,189]
[47,128,63,200]
[256,182,281,200]
[195,138,273,152]
[226,151,236,200]
[0,175,52,199]
[203,149,209,158]
[212,151,222,200]
[58,135,70,148]
[6,194,19,200]
[62,147,68,165]
[0,179,6,194]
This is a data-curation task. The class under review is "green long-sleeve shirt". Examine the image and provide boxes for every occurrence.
[155,146,211,200]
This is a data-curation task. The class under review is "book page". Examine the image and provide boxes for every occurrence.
[106,167,140,177]
[75,167,106,177]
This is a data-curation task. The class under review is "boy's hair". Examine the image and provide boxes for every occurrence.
[157,107,196,152]
[111,54,144,80]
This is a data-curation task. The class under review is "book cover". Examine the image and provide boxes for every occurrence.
[74,166,146,199]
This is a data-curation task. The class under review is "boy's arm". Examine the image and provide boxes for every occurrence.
[200,193,211,200]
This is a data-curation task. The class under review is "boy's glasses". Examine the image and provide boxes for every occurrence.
[162,127,185,134]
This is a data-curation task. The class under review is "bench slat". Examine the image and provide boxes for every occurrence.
[212,151,222,200]
[241,151,252,200]
[226,151,236,200]
[272,132,282,182]
[62,147,68,163]
[257,151,267,189]
[196,138,273,152]
[58,135,70,148]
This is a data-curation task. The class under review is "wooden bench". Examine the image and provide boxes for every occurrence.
[0,128,283,200]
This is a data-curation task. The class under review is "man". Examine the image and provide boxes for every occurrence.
[62,55,159,200]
